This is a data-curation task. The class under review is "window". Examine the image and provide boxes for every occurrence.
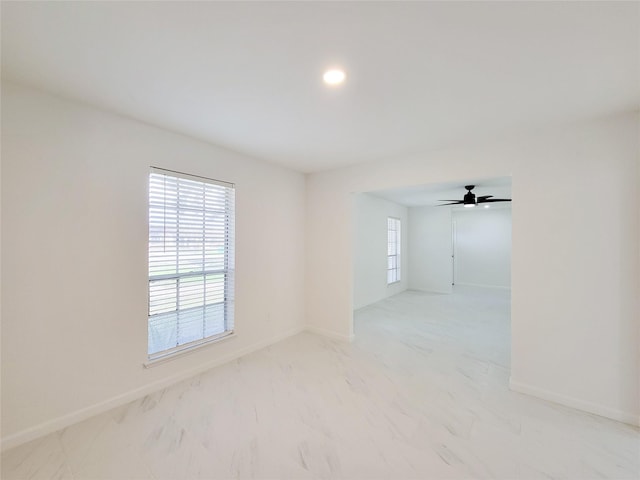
[387,217,401,284]
[148,168,235,360]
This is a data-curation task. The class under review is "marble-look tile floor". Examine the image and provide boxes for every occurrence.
[2,287,638,479]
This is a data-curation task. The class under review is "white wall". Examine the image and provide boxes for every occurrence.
[306,113,640,425]
[453,206,511,288]
[408,207,453,294]
[353,193,408,310]
[1,83,306,446]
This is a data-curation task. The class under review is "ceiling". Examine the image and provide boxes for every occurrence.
[2,2,638,173]
[369,177,512,208]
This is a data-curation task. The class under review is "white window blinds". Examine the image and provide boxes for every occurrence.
[387,217,401,284]
[148,168,235,359]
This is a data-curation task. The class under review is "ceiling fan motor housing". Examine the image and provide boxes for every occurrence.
[463,188,476,205]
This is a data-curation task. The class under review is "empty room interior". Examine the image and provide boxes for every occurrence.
[1,2,639,479]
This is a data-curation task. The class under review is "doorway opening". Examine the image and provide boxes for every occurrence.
[351,176,512,372]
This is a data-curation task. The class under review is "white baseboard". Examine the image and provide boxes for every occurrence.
[305,326,354,343]
[510,378,639,427]
[1,326,305,452]
[454,282,511,290]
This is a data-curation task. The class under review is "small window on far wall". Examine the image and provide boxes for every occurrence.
[148,167,235,360]
[387,217,401,284]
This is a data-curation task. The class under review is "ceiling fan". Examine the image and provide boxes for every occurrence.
[438,185,511,208]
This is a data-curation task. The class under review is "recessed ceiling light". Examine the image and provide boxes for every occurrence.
[323,69,346,86]
[484,205,490,209]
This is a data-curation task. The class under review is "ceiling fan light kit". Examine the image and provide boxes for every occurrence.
[438,185,511,208]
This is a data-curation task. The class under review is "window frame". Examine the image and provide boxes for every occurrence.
[146,167,235,364]
[387,217,401,285]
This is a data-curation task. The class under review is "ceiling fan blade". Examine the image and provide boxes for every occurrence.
[437,201,464,206]
[478,198,512,203]
[438,200,463,202]
[477,195,493,200]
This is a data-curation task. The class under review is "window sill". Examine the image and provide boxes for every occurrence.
[143,331,236,368]
[387,281,401,286]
